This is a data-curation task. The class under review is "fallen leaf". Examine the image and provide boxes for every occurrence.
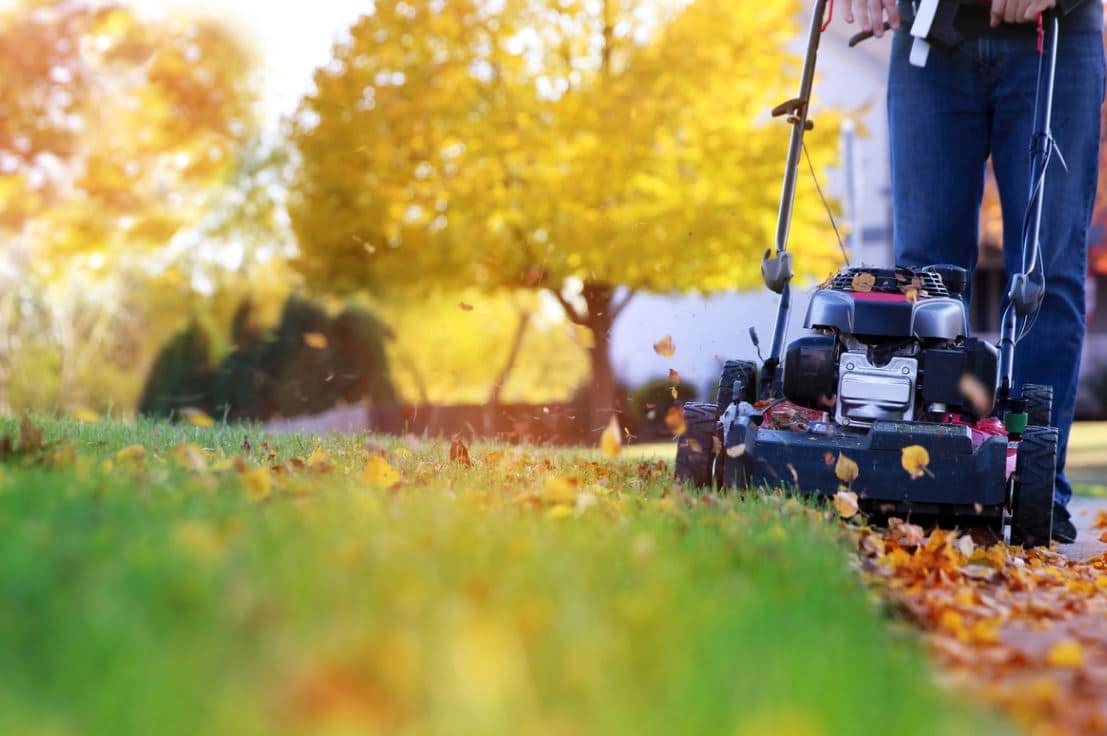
[544,476,579,505]
[901,445,930,480]
[600,415,622,458]
[1094,509,1107,530]
[668,368,681,385]
[665,405,687,437]
[450,437,473,467]
[834,453,859,484]
[834,490,860,519]
[653,334,676,357]
[850,272,876,292]
[956,535,976,559]
[115,444,147,463]
[172,443,207,471]
[307,446,328,467]
[302,332,329,349]
[72,408,101,423]
[240,465,272,502]
[180,407,216,428]
[546,504,574,520]
[362,455,401,489]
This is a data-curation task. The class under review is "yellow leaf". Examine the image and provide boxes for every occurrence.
[1047,639,1084,668]
[302,331,328,349]
[670,386,678,399]
[307,446,328,467]
[901,445,930,480]
[546,504,574,520]
[600,415,622,458]
[115,444,147,463]
[72,408,101,423]
[362,455,401,489]
[544,476,579,505]
[834,453,859,484]
[834,490,859,519]
[240,466,272,502]
[172,443,207,471]
[180,407,216,428]
[665,405,687,437]
[653,334,676,357]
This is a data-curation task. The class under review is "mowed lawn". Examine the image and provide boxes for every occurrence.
[0,419,1009,736]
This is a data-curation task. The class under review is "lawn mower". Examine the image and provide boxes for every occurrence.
[676,0,1062,546]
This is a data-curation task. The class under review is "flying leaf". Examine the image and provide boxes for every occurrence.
[958,374,995,416]
[653,334,676,357]
[665,405,687,437]
[180,407,216,428]
[668,368,681,385]
[901,445,930,480]
[1047,639,1084,668]
[362,455,400,489]
[726,443,746,458]
[600,415,622,458]
[1094,509,1107,530]
[457,302,474,311]
[834,490,859,519]
[302,332,328,349]
[834,453,859,484]
[670,386,678,400]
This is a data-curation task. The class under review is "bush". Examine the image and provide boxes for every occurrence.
[138,320,216,419]
[626,377,698,441]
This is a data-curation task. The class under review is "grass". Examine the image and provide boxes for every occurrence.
[0,418,1010,736]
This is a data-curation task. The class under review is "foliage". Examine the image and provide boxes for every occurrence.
[287,0,844,424]
[0,417,1006,736]
[0,0,262,413]
[137,320,217,418]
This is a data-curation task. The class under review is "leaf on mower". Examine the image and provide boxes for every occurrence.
[901,445,931,480]
[600,416,622,458]
[652,334,676,357]
[834,453,859,484]
[834,490,859,519]
[850,272,876,293]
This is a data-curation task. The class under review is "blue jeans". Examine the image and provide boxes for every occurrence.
[889,29,1106,507]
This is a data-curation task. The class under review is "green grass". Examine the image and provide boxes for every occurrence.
[0,418,1009,736]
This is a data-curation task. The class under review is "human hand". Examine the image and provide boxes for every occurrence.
[843,0,901,38]
[990,0,1055,26]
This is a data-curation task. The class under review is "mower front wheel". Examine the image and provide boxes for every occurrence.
[1010,425,1057,547]
[675,401,720,490]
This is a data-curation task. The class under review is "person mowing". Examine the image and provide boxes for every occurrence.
[843,0,1105,541]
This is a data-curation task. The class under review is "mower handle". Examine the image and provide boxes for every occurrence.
[848,22,893,47]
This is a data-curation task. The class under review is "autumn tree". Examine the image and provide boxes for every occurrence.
[288,0,842,429]
[0,1,261,410]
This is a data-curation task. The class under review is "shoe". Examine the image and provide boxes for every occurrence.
[1052,502,1077,544]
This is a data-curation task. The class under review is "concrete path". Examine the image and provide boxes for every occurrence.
[1059,496,1107,561]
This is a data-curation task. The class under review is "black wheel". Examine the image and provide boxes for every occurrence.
[1022,384,1053,427]
[675,402,719,489]
[717,360,757,416]
[1010,425,1057,547]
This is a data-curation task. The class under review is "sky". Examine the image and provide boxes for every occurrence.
[128,0,368,131]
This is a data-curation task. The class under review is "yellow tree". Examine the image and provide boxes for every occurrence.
[288,0,842,428]
[0,1,260,410]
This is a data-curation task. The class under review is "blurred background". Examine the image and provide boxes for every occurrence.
[3,0,1107,450]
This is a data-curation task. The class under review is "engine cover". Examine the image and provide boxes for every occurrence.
[835,352,918,425]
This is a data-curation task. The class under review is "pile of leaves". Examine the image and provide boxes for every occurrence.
[846,518,1107,735]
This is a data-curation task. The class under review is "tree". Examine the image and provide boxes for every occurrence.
[0,1,260,411]
[288,0,843,430]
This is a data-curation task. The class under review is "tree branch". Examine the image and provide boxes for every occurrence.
[551,288,586,325]
[610,290,635,321]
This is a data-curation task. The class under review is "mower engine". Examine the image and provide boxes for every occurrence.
[782,265,1000,427]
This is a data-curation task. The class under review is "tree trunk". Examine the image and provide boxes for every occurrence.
[484,307,531,434]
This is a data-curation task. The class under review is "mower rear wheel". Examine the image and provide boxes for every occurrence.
[1010,425,1057,548]
[1022,384,1053,427]
[717,360,757,416]
[675,402,720,490]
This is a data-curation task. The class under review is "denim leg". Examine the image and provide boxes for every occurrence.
[889,34,992,273]
[991,33,1106,507]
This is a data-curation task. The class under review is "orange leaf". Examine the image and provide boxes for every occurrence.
[834,490,859,519]
[600,415,622,458]
[653,334,676,357]
[302,332,328,350]
[668,368,681,385]
[665,405,687,437]
[458,302,474,311]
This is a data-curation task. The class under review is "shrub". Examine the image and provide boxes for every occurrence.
[138,320,216,419]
